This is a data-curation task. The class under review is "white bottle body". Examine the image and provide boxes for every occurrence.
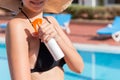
[45,38,64,61]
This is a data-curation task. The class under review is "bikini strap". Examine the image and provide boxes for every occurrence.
[43,17,51,24]
[20,8,53,30]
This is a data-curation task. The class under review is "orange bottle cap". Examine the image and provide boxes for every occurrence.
[32,18,42,33]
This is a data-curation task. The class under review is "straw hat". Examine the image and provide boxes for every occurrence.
[0,0,73,13]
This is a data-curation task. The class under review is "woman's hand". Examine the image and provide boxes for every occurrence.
[38,21,59,42]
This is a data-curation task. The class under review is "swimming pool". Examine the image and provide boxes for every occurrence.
[1,40,120,80]
[0,41,11,80]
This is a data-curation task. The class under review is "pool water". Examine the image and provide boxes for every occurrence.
[77,50,120,80]
[0,43,11,80]
[1,43,120,80]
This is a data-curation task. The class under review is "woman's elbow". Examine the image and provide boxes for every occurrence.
[78,63,84,73]
[72,62,84,73]
[76,63,84,73]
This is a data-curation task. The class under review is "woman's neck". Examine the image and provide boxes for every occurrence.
[20,7,43,22]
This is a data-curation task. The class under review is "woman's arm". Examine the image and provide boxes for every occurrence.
[6,19,31,80]
[48,17,84,73]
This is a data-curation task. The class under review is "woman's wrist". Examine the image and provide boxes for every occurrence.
[54,35,62,42]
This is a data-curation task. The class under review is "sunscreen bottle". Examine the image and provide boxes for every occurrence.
[32,18,64,61]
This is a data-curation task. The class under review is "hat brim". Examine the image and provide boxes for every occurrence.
[0,0,73,13]
[0,0,20,13]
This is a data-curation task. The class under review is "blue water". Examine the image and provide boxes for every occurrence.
[0,43,11,80]
[77,50,120,80]
[1,43,120,80]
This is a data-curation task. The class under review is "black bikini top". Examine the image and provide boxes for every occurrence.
[31,42,65,72]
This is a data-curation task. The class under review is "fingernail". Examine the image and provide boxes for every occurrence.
[32,32,38,37]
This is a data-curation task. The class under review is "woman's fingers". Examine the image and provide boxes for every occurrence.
[38,22,58,42]
[38,24,52,38]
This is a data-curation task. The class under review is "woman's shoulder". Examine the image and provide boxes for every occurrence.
[8,18,24,27]
[45,16,57,23]
[6,18,29,40]
[7,18,26,31]
[6,18,28,36]
[45,16,60,27]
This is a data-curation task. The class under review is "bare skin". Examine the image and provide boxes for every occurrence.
[5,0,84,80]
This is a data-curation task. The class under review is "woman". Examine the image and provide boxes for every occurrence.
[0,0,84,80]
